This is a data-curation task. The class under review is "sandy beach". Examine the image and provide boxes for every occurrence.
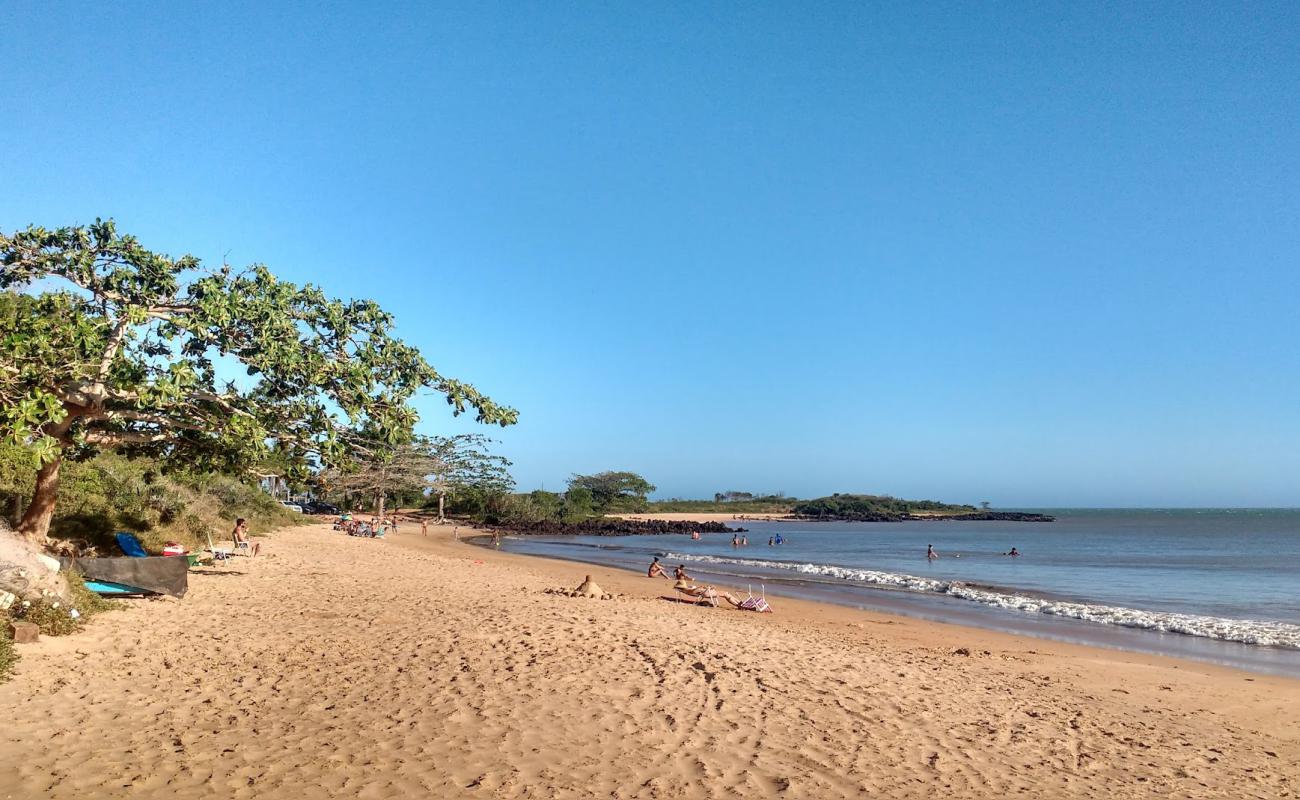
[1,521,1297,799]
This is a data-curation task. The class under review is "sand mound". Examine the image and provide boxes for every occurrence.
[544,574,617,600]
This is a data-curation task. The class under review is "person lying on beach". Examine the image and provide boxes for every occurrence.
[648,558,667,578]
[672,578,741,607]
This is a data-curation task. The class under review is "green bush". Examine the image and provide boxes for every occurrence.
[0,630,15,683]
[9,597,83,637]
[0,446,302,553]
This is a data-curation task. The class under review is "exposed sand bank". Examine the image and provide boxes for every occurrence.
[1,522,1296,799]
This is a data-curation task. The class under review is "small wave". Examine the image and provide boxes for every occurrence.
[664,552,1300,649]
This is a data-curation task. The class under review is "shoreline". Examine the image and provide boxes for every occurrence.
[1,521,1296,798]
[459,530,1300,678]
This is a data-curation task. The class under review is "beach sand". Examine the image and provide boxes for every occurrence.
[1,522,1296,799]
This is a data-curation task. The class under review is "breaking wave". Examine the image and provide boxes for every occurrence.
[664,552,1300,649]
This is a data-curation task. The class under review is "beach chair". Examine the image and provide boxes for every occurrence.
[737,584,773,613]
[673,582,720,607]
[115,532,149,558]
[204,531,234,563]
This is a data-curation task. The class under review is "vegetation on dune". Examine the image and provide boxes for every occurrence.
[791,494,976,518]
[444,470,655,525]
[567,472,656,513]
[647,495,796,514]
[0,629,14,683]
[0,444,300,553]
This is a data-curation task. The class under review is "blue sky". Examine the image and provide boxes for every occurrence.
[3,2,1299,506]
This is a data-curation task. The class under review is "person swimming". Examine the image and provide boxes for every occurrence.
[1004,547,1020,557]
[927,544,939,559]
[768,537,774,546]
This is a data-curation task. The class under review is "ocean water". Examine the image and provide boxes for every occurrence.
[494,509,1300,676]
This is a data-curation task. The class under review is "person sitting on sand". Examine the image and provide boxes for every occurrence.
[674,564,691,581]
[232,519,258,556]
[232,518,249,549]
[648,557,668,578]
[927,544,939,559]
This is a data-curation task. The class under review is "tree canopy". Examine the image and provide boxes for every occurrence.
[567,471,655,511]
[0,219,517,541]
[322,433,513,520]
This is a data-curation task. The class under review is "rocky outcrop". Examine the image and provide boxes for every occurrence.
[491,519,742,537]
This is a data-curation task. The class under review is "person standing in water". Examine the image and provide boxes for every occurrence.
[731,534,739,547]
[927,544,939,559]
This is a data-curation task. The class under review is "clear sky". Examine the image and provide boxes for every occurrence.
[3,3,1299,506]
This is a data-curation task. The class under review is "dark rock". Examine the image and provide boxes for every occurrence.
[8,620,39,643]
[490,519,742,537]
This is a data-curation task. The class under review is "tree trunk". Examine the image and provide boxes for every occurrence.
[16,456,62,544]
[438,491,446,522]
[375,492,386,521]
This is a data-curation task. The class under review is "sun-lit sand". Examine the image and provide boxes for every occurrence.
[1,521,1296,799]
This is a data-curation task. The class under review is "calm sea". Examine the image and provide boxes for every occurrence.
[495,509,1300,676]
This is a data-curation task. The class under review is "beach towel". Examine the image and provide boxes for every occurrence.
[115,532,149,558]
[60,555,189,598]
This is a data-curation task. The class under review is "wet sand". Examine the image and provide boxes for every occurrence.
[0,521,1296,799]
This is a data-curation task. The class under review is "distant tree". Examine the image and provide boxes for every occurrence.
[713,492,725,503]
[320,440,433,520]
[324,433,512,521]
[567,471,655,512]
[980,500,991,510]
[0,220,517,543]
[425,434,514,521]
[720,491,754,502]
[561,486,595,519]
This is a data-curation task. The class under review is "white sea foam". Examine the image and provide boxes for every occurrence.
[664,552,1300,649]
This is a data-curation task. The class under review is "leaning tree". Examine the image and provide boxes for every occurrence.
[0,219,517,543]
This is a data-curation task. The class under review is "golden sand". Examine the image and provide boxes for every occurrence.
[1,522,1296,799]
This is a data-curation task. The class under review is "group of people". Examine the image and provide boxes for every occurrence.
[647,558,744,607]
[334,512,400,538]
[925,544,1020,559]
